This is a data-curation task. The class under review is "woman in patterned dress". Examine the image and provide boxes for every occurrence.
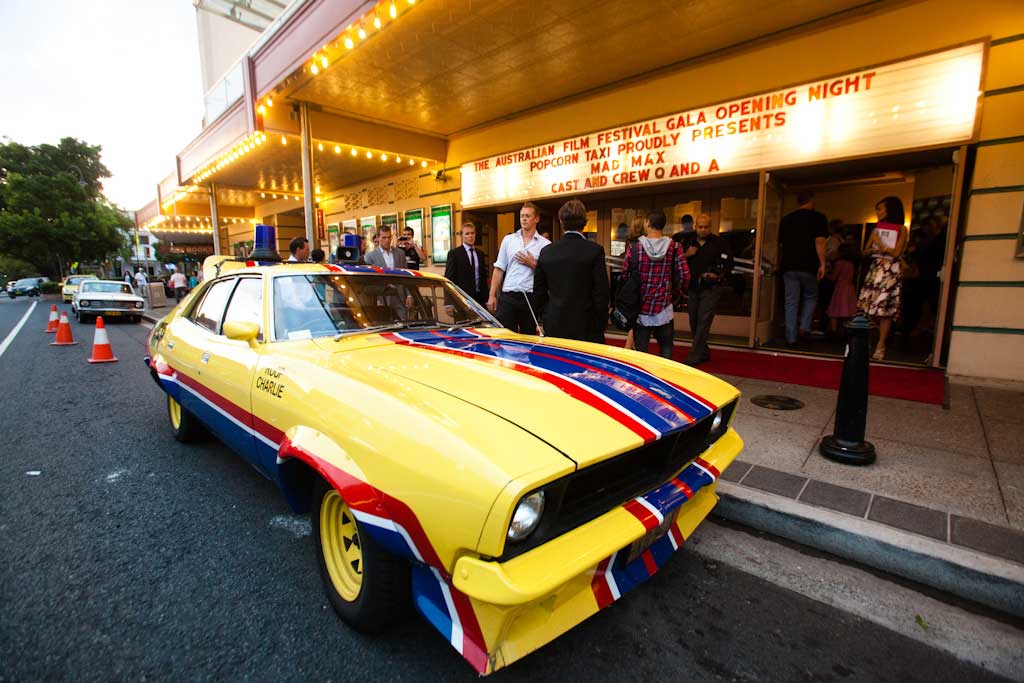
[858,196,908,360]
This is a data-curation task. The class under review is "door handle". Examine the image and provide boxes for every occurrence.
[201,351,210,364]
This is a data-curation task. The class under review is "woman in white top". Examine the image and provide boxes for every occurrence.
[857,196,908,361]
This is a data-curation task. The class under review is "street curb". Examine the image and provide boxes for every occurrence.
[714,481,1024,619]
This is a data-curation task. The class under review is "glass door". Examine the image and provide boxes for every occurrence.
[751,171,782,346]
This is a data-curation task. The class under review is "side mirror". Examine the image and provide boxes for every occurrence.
[222,321,260,344]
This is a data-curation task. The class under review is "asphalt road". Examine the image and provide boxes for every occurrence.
[0,296,1011,682]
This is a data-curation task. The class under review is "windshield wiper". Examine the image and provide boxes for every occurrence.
[333,320,440,341]
[446,317,489,333]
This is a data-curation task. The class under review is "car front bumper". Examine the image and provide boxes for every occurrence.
[78,304,143,316]
[422,428,743,675]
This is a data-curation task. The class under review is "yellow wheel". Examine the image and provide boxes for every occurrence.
[319,489,363,601]
[167,394,201,442]
[312,479,409,631]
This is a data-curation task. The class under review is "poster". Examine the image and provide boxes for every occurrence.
[404,208,423,245]
[430,205,452,265]
[342,218,357,234]
[380,213,399,232]
[360,215,376,247]
[327,223,340,253]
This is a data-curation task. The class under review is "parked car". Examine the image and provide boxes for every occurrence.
[72,280,145,324]
[61,274,98,303]
[145,259,743,674]
[8,277,49,298]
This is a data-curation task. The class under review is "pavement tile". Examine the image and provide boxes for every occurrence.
[741,465,807,498]
[950,515,1024,564]
[868,496,948,541]
[800,436,1008,526]
[985,418,1024,465]
[798,479,871,518]
[729,413,820,473]
[719,459,752,483]
[995,461,1024,530]
[734,378,837,428]
[973,386,1024,425]
[863,391,986,458]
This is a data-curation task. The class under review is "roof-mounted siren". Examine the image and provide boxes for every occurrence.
[249,224,281,261]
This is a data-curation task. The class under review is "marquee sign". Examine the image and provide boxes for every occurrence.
[461,43,983,208]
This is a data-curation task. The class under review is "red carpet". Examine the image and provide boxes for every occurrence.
[605,338,946,405]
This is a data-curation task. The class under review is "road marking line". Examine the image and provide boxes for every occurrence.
[0,301,37,359]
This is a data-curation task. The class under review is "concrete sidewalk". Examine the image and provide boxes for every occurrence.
[141,304,1023,617]
[711,371,1024,618]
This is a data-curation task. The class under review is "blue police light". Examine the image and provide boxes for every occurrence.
[249,224,281,261]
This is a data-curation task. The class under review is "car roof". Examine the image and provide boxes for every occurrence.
[205,259,445,281]
[80,280,134,286]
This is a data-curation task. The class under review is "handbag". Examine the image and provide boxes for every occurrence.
[611,244,642,331]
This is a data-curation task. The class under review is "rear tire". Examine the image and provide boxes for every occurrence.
[79,312,92,325]
[167,394,202,442]
[312,479,409,632]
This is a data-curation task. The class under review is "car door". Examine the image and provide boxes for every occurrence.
[199,276,269,476]
[166,277,237,432]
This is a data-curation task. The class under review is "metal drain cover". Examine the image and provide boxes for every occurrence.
[750,395,804,410]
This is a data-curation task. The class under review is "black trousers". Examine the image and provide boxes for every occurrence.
[634,320,675,359]
[496,291,539,335]
[687,285,722,364]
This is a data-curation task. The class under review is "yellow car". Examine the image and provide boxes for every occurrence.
[61,274,97,303]
[145,260,742,674]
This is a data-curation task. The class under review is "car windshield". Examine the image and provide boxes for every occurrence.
[273,274,492,341]
[67,276,92,285]
[81,282,133,294]
[16,278,39,286]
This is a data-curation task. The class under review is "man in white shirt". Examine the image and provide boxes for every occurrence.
[169,270,188,303]
[488,202,551,334]
[133,268,148,298]
[364,226,408,270]
[288,237,310,262]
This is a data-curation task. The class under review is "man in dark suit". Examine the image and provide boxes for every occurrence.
[363,225,408,269]
[444,221,489,305]
[534,199,609,343]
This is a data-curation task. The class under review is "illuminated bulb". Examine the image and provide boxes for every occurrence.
[281,135,287,145]
[334,145,341,154]
[358,26,366,39]
[381,153,387,161]
[409,159,414,165]
[390,2,397,18]
[350,148,357,156]
[266,98,273,107]
[366,150,372,158]
[258,105,266,115]
[311,64,319,75]
[373,16,381,29]
[421,160,427,167]
[321,56,328,68]
[260,192,266,198]
[396,156,401,163]
[344,36,354,49]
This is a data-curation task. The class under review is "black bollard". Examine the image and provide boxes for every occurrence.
[820,313,876,465]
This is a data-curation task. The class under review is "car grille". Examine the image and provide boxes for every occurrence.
[498,399,737,561]
[91,301,135,309]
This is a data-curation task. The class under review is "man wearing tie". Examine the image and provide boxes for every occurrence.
[445,221,489,306]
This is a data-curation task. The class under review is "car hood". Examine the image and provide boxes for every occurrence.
[320,327,736,467]
[77,292,142,301]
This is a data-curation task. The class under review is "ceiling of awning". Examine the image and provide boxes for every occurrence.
[286,0,885,136]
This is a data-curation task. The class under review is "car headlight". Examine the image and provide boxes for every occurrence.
[507,491,545,543]
[80,300,90,307]
[134,301,144,309]
[706,399,737,443]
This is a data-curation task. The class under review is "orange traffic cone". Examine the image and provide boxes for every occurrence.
[87,316,118,363]
[50,311,78,346]
[45,304,59,333]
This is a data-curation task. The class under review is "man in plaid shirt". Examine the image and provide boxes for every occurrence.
[621,209,689,358]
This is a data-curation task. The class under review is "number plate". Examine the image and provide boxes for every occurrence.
[623,507,679,566]
[104,310,122,316]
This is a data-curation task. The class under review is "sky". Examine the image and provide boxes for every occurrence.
[0,0,205,212]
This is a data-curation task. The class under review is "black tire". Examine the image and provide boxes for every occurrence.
[312,478,409,632]
[167,394,202,442]
[79,312,92,325]
[132,316,141,324]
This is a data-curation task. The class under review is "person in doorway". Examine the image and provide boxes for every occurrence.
[133,268,148,298]
[778,190,828,345]
[288,237,310,262]
[684,213,733,366]
[488,202,551,334]
[169,269,188,303]
[858,196,908,361]
[310,248,326,264]
[534,199,609,342]
[364,225,408,269]
[826,241,859,335]
[188,271,199,290]
[672,213,696,244]
[445,221,489,306]
[399,226,426,270]
[621,209,689,358]
[620,217,647,350]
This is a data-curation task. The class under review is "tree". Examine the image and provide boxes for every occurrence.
[0,137,131,278]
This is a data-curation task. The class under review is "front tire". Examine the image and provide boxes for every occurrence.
[312,479,408,632]
[167,394,202,442]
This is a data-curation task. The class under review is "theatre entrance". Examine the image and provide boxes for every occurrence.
[755,147,964,367]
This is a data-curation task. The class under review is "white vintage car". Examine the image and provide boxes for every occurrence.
[72,280,145,324]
